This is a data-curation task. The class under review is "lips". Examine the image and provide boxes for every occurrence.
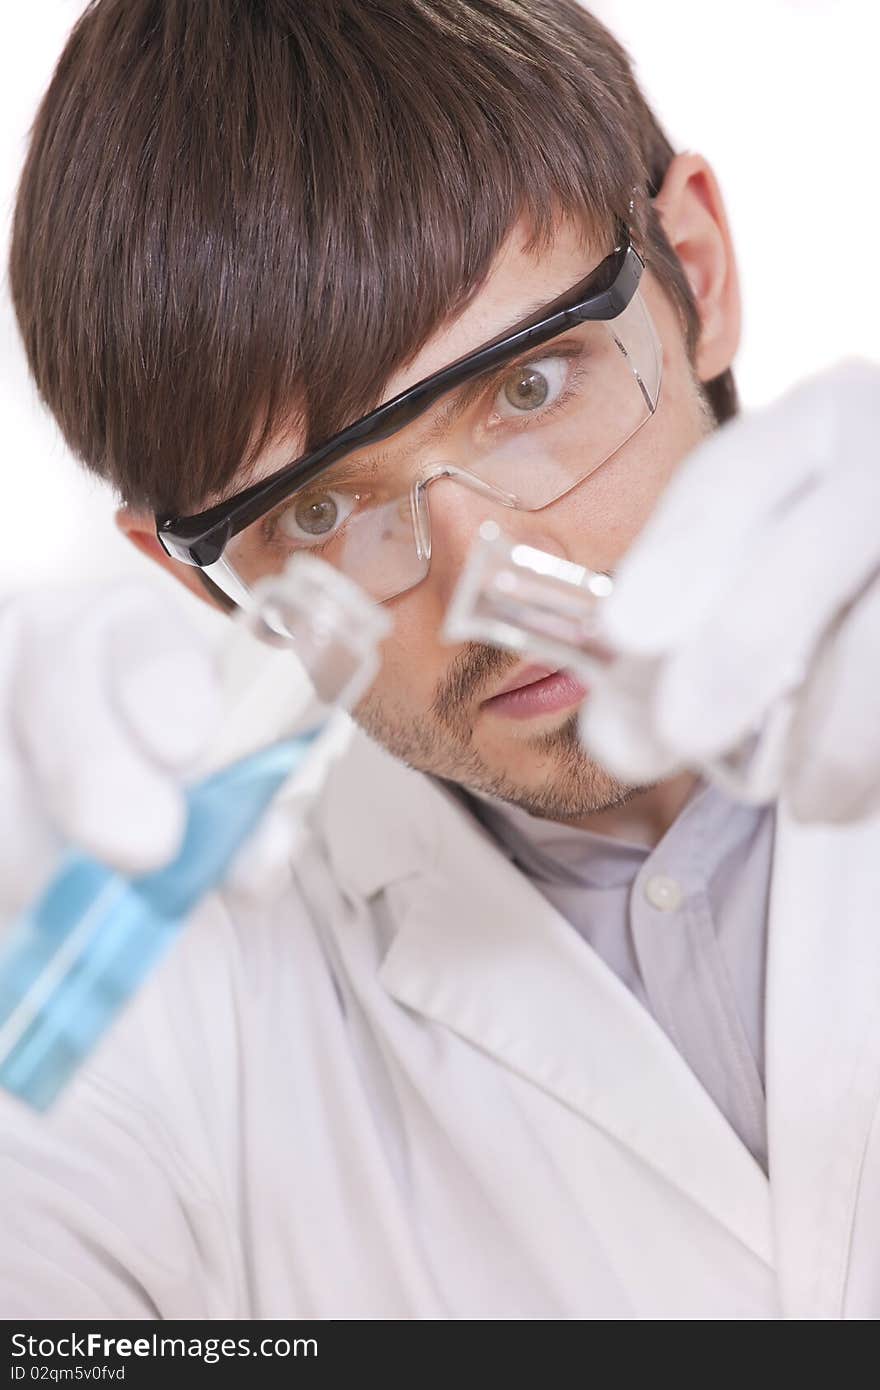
[480,665,589,721]
[484,663,560,701]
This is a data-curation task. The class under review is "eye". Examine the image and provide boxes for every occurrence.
[273,490,358,547]
[493,357,569,419]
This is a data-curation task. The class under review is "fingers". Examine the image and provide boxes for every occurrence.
[0,603,63,911]
[601,361,880,660]
[651,469,880,761]
[0,749,62,916]
[6,585,218,879]
[600,373,835,655]
[107,592,222,770]
[583,361,880,808]
[786,579,880,823]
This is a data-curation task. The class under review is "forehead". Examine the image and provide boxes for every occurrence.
[382,216,603,395]
[247,217,605,483]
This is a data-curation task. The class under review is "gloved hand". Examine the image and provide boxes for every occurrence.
[580,360,880,823]
[0,582,293,920]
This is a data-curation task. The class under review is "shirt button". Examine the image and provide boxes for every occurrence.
[644,874,683,913]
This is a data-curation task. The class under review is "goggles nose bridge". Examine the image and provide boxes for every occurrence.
[410,463,520,565]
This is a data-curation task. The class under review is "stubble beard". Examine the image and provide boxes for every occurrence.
[355,648,642,823]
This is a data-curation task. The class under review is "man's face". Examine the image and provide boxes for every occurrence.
[329,220,714,820]
[249,219,716,821]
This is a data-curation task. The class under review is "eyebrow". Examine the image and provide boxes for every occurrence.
[289,324,590,491]
[238,292,590,500]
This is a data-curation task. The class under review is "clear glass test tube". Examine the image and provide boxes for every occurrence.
[442,519,614,675]
[443,519,790,804]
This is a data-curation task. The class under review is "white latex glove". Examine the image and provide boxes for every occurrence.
[0,582,294,921]
[580,360,880,823]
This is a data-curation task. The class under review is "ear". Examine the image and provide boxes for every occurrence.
[652,152,741,382]
[116,507,232,614]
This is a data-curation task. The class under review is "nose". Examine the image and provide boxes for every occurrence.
[420,472,575,612]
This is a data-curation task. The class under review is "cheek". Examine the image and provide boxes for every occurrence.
[556,349,711,569]
[363,586,449,713]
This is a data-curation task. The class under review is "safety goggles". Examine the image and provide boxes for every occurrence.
[157,224,661,608]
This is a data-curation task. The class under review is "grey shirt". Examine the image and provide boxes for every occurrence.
[439,778,774,1173]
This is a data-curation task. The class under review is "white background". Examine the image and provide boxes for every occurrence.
[1,1,877,614]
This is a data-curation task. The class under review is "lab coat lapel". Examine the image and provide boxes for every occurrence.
[765,807,880,1319]
[319,726,773,1264]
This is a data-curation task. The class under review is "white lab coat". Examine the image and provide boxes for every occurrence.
[1,719,880,1320]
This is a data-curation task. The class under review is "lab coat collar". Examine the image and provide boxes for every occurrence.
[317,725,774,1265]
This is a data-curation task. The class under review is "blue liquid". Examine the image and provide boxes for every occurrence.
[0,732,320,1110]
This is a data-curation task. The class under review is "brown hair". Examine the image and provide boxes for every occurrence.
[9,0,738,518]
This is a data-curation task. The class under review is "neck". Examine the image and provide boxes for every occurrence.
[564,772,699,848]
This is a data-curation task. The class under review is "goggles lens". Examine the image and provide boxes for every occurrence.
[223,290,661,604]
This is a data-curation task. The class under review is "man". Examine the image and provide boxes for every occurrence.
[1,0,879,1318]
